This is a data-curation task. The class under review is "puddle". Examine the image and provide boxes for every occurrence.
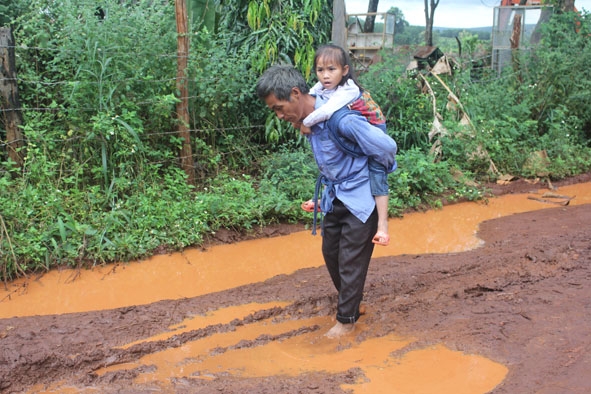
[34,302,508,394]
[5,183,591,393]
[2,183,589,318]
[102,314,506,394]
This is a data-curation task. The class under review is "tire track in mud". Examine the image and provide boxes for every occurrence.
[0,286,341,392]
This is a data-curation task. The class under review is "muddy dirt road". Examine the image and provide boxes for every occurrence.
[1,175,590,393]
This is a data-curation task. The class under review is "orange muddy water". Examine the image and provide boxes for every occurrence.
[4,183,591,394]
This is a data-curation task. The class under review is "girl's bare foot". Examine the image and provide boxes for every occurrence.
[325,322,355,338]
[301,200,322,213]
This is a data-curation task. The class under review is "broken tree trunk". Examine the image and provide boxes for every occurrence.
[510,13,523,83]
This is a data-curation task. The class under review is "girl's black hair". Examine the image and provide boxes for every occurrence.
[313,44,363,91]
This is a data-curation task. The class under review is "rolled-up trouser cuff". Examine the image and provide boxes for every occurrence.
[336,313,359,324]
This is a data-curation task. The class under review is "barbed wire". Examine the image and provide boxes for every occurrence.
[0,42,523,153]
[1,44,180,56]
[0,76,179,85]
[0,123,266,147]
[0,137,270,177]
[0,90,253,112]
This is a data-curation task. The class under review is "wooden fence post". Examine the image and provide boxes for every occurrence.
[0,27,25,168]
[175,0,196,185]
[510,13,523,83]
[332,0,347,49]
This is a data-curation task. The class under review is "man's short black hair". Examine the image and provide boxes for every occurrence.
[256,65,309,101]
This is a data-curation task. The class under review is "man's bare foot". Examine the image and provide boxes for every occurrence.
[372,231,390,246]
[359,304,366,315]
[324,322,355,338]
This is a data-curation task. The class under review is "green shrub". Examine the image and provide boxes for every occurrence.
[258,144,318,223]
[388,148,484,215]
[360,53,433,151]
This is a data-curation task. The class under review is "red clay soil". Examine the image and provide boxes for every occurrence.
[1,174,590,393]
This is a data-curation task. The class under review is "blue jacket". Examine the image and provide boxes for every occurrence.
[308,97,398,229]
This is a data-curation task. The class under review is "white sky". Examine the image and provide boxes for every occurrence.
[345,0,591,28]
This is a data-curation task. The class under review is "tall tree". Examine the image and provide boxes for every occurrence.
[555,0,575,12]
[363,0,379,32]
[424,0,439,46]
[387,7,409,35]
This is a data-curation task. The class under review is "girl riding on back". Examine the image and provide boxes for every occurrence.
[299,44,392,247]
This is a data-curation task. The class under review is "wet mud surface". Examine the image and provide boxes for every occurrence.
[1,175,591,393]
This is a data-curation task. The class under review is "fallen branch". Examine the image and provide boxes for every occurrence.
[1,214,27,285]
[542,192,574,200]
[527,196,571,206]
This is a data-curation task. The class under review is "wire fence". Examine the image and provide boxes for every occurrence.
[0,46,218,113]
[0,41,272,170]
[0,41,516,167]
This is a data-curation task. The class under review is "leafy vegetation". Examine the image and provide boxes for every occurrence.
[1,1,590,281]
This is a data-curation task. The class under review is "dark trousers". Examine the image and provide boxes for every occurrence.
[321,199,378,324]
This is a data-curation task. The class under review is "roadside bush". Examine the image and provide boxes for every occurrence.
[389,148,483,214]
[189,30,267,176]
[0,165,210,280]
[359,53,433,151]
[426,10,591,182]
[257,144,318,223]
[527,10,591,139]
